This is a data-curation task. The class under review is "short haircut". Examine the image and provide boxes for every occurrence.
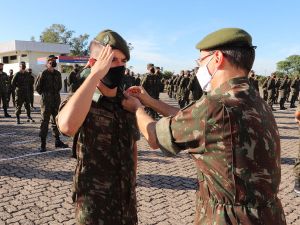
[208,46,255,75]
[90,40,103,56]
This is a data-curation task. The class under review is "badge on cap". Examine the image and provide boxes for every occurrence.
[104,35,110,45]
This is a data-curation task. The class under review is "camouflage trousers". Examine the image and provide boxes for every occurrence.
[15,93,30,115]
[279,91,287,107]
[169,89,173,98]
[263,90,268,101]
[39,105,59,139]
[7,87,15,106]
[286,91,290,101]
[0,92,8,110]
[291,92,299,106]
[294,126,300,178]
[75,192,138,225]
[29,89,34,106]
[267,90,274,107]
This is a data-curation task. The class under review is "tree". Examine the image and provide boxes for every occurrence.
[276,55,300,75]
[31,24,90,57]
[30,36,36,42]
[127,42,134,51]
[162,70,174,80]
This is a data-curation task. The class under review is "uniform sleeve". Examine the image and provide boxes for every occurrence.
[34,72,42,95]
[55,94,74,136]
[11,73,18,87]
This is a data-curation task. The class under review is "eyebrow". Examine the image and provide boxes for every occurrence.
[113,57,127,61]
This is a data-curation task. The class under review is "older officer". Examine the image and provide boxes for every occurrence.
[122,28,286,224]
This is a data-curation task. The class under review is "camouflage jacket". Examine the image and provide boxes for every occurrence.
[35,69,62,108]
[253,79,259,91]
[57,87,140,223]
[262,79,268,90]
[7,74,14,91]
[279,79,288,94]
[291,79,300,93]
[123,75,132,91]
[135,77,141,86]
[29,74,35,91]
[178,76,190,99]
[0,72,8,93]
[187,74,202,101]
[11,71,31,95]
[176,75,184,96]
[155,77,286,224]
[130,76,135,87]
[267,78,275,92]
[286,80,291,92]
[141,73,157,98]
[68,71,79,93]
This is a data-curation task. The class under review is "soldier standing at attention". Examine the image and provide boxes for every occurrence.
[178,70,191,107]
[12,61,33,123]
[169,76,174,98]
[154,67,162,98]
[123,27,286,224]
[175,70,184,105]
[35,55,68,152]
[286,77,291,102]
[123,68,132,90]
[267,74,276,111]
[293,107,300,197]
[274,77,280,104]
[7,69,15,107]
[57,29,140,224]
[141,63,157,119]
[68,64,80,94]
[28,69,36,110]
[290,76,299,108]
[188,67,203,102]
[173,75,178,99]
[0,63,11,117]
[64,77,68,92]
[262,76,270,101]
[279,75,288,110]
[248,70,255,86]
[135,73,141,86]
[130,72,135,87]
[253,75,259,91]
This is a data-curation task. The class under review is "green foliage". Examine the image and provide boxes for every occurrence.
[162,70,174,80]
[32,24,90,57]
[127,43,134,51]
[276,55,300,75]
[30,36,36,42]
[257,75,266,86]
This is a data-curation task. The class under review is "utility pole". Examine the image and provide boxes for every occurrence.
[261,67,267,76]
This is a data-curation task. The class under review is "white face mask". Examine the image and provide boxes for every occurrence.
[196,54,218,92]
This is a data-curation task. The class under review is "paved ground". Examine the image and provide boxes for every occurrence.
[0,91,300,224]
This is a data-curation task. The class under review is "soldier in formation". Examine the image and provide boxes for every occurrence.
[173,74,179,99]
[286,78,291,102]
[175,70,184,106]
[12,61,33,123]
[262,76,270,101]
[0,63,11,117]
[253,75,259,91]
[64,77,68,92]
[187,67,203,102]
[6,69,15,107]
[267,73,276,111]
[294,107,300,197]
[123,68,132,91]
[28,69,36,110]
[290,76,299,108]
[178,70,191,108]
[35,55,68,152]
[68,64,80,94]
[135,73,141,86]
[168,76,174,98]
[274,77,280,104]
[279,75,288,110]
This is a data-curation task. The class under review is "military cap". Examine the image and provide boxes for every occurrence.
[185,70,190,73]
[94,29,130,61]
[180,70,184,73]
[20,61,25,64]
[74,64,79,67]
[194,67,199,71]
[196,28,255,50]
[155,67,160,70]
[147,63,154,68]
[47,55,58,61]
[126,68,130,72]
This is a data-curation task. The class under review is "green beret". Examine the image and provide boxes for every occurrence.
[194,67,199,71]
[94,29,130,61]
[147,63,154,68]
[196,28,255,50]
[155,67,160,70]
[47,55,58,61]
[180,70,184,73]
[185,70,190,73]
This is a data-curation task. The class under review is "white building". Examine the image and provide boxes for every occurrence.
[0,40,70,75]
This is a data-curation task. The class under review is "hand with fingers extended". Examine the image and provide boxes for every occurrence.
[122,91,143,113]
[90,44,114,80]
[125,86,153,107]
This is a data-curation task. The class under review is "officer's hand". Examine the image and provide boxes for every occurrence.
[91,45,114,80]
[126,86,152,107]
[122,91,142,113]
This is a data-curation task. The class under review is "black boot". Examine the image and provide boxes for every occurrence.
[16,115,20,124]
[55,136,69,148]
[293,178,300,197]
[4,109,11,118]
[40,138,46,152]
[27,113,35,122]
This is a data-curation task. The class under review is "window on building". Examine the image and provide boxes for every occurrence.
[10,55,17,60]
[21,54,27,58]
[3,56,8,63]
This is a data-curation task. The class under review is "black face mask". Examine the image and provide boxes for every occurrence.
[100,65,126,89]
[10,72,13,75]
[74,69,79,73]
[22,65,26,70]
[28,72,32,75]
[150,68,155,73]
[0,68,3,72]
[50,61,57,68]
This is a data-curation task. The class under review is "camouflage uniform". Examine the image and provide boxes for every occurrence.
[187,74,203,102]
[11,71,31,116]
[262,79,268,101]
[134,77,141,86]
[267,77,275,108]
[28,73,35,107]
[274,79,280,103]
[154,74,161,99]
[64,77,68,92]
[295,105,300,180]
[57,87,140,224]
[68,70,79,93]
[6,73,15,107]
[0,72,9,112]
[173,76,178,99]
[290,78,300,107]
[35,69,62,139]
[178,76,190,108]
[175,75,184,104]
[279,78,288,109]
[155,77,286,224]
[286,79,291,102]
[169,77,174,98]
[253,78,259,91]
[130,75,135,87]
[141,73,157,119]
[123,75,132,91]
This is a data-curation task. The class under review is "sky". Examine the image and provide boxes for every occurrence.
[1,0,300,75]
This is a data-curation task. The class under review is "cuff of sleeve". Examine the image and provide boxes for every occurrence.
[155,117,181,157]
